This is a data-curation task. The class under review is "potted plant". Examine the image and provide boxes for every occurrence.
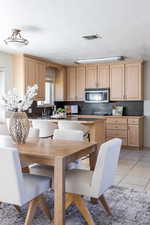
[56,108,66,118]
[1,84,38,144]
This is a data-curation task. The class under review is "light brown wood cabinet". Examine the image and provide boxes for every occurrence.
[13,54,46,100]
[110,61,143,101]
[66,67,76,101]
[97,64,110,88]
[66,65,86,101]
[110,64,124,100]
[105,117,143,148]
[124,63,143,100]
[85,64,98,88]
[55,67,66,101]
[128,118,143,148]
[76,65,86,100]
[65,60,144,102]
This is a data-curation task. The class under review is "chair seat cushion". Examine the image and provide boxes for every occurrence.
[65,169,93,197]
[22,174,50,205]
[29,165,54,177]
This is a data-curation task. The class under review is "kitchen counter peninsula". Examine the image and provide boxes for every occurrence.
[31,116,105,145]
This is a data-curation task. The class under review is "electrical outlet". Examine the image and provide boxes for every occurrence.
[28,108,32,114]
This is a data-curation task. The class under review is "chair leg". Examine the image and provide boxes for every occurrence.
[38,195,52,221]
[24,194,51,225]
[98,194,112,216]
[22,167,30,173]
[14,205,21,212]
[73,194,95,225]
[65,193,74,210]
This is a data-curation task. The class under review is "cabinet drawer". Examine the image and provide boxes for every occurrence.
[106,123,127,130]
[106,118,127,124]
[106,136,127,146]
[128,118,139,125]
[106,129,127,137]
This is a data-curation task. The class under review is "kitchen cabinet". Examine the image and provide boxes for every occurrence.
[124,63,143,100]
[13,54,46,100]
[128,118,143,148]
[85,64,98,88]
[78,115,144,149]
[97,64,110,88]
[110,64,124,100]
[55,67,66,101]
[76,65,86,100]
[67,66,76,101]
[110,61,143,101]
[35,61,46,100]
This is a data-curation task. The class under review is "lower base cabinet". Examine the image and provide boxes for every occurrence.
[105,117,143,149]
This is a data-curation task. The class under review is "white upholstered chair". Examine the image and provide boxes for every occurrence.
[58,121,90,141]
[64,138,122,225]
[0,146,51,225]
[28,127,40,138]
[32,119,57,138]
[30,129,85,176]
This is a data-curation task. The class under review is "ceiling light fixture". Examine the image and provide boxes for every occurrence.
[75,56,125,64]
[82,34,102,40]
[4,29,29,48]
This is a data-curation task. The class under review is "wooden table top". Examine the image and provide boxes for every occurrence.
[0,135,96,164]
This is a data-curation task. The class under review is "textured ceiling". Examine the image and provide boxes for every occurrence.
[0,0,149,64]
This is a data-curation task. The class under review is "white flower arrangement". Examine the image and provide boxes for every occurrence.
[1,84,38,112]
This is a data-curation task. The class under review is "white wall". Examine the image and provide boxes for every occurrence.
[0,51,13,90]
[0,51,13,122]
[144,61,150,147]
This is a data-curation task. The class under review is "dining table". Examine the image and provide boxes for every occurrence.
[0,135,97,225]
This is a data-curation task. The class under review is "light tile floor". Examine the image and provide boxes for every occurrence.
[81,148,150,192]
[115,148,150,192]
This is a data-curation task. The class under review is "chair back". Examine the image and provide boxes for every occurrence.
[58,121,89,134]
[28,127,40,137]
[91,138,122,198]
[32,120,57,138]
[53,129,84,141]
[0,146,24,205]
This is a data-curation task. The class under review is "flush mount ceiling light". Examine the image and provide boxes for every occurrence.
[4,29,29,48]
[82,34,102,40]
[75,56,125,64]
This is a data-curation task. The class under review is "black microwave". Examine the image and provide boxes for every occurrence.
[84,88,109,103]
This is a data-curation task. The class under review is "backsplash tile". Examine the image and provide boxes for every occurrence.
[55,101,144,116]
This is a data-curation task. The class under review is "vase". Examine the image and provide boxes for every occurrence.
[8,112,30,144]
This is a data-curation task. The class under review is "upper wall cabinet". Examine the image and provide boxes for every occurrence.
[76,65,86,100]
[67,66,76,101]
[64,60,144,102]
[85,64,98,88]
[55,67,66,101]
[110,61,143,101]
[97,64,110,88]
[110,64,124,100]
[13,54,46,100]
[124,63,143,100]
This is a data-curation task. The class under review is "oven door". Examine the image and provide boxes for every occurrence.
[85,89,109,103]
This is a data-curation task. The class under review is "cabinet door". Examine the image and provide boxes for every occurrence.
[110,64,124,100]
[24,58,36,89]
[67,67,76,101]
[55,67,66,101]
[76,65,85,100]
[85,64,98,88]
[128,125,139,147]
[97,64,110,88]
[35,61,46,100]
[125,63,143,100]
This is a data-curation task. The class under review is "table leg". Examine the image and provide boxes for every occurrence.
[89,146,98,171]
[89,146,98,204]
[54,156,65,225]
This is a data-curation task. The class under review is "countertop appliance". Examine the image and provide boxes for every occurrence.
[84,88,109,103]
